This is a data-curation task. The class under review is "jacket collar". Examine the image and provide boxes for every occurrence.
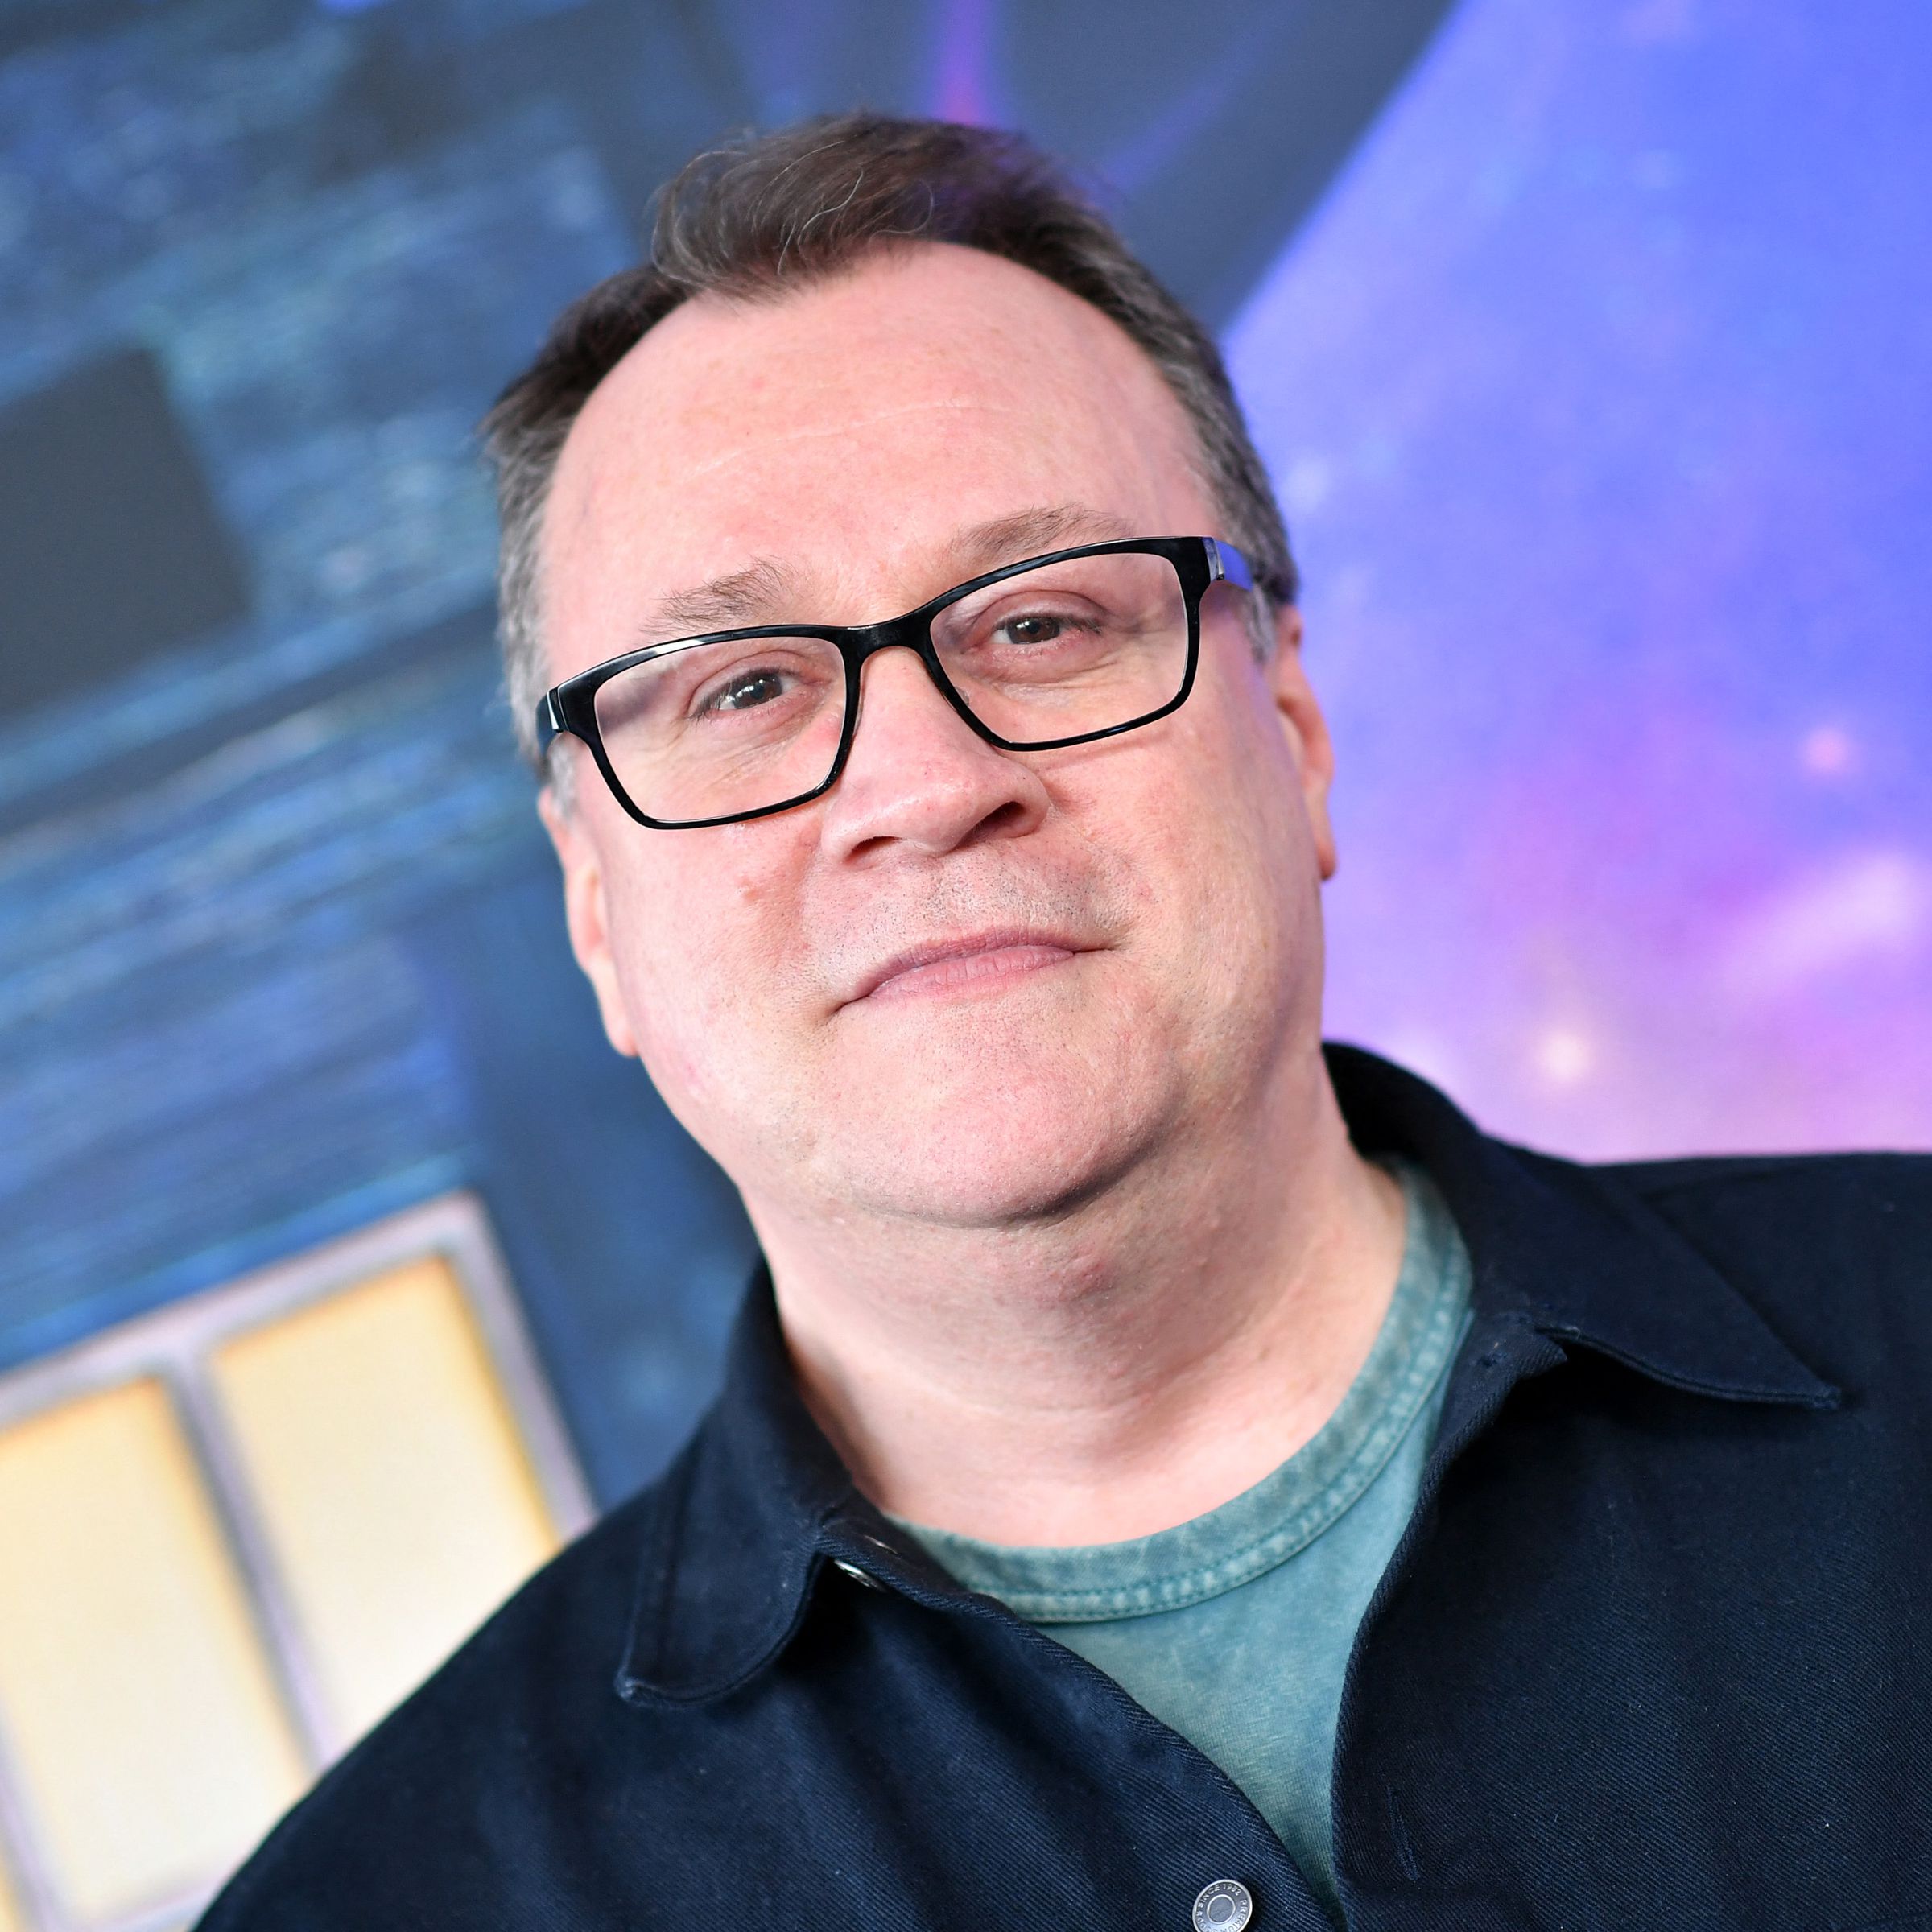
[616,1045,1838,1707]
[614,1261,863,1707]
[1326,1045,1838,1408]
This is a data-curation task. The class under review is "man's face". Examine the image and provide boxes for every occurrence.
[539,243,1336,1233]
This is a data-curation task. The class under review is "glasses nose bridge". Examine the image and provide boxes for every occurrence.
[835,607,982,763]
[843,606,937,675]
[840,608,960,716]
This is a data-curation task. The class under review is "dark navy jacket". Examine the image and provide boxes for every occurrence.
[200,1048,1932,1931]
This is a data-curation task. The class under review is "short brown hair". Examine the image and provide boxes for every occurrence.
[481,112,1298,776]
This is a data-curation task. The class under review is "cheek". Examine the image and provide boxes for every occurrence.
[604,825,815,1108]
[1131,660,1307,859]
[1197,655,1318,868]
[1096,667,1316,989]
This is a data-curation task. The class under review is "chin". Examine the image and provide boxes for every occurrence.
[811,1042,1172,1228]
[848,1146,1138,1230]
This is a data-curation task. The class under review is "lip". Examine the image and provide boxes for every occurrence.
[844,928,1089,1005]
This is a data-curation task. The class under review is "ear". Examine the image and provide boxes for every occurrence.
[538,783,642,1059]
[1265,605,1338,881]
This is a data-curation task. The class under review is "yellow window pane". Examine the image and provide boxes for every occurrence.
[0,1379,308,1924]
[210,1257,562,1744]
[0,1853,23,1932]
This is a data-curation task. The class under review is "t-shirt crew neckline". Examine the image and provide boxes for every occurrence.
[895,1158,1470,1625]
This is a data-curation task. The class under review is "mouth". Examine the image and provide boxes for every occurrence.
[845,929,1089,1005]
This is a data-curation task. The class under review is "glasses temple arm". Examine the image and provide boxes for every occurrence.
[535,690,564,756]
[1205,539,1256,591]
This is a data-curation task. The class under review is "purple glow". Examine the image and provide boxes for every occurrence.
[929,0,999,126]
[1225,0,1932,1157]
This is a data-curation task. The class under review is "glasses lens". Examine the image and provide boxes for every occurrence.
[592,634,846,824]
[930,550,1189,745]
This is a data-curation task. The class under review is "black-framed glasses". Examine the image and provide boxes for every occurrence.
[535,535,1256,829]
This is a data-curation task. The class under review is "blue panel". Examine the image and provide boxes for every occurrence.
[0,628,757,1501]
[0,0,1435,1501]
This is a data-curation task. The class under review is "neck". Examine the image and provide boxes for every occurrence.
[753,1046,1407,1546]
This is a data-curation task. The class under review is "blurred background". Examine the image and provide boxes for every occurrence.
[0,0,1926,1924]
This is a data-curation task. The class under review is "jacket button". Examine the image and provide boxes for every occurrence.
[1191,1879,1253,1930]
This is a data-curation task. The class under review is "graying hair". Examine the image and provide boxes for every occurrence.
[481,112,1298,785]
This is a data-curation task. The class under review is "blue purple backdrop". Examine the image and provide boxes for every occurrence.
[0,0,1925,1500]
[1227,0,1932,1159]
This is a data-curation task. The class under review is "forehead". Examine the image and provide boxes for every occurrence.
[539,244,1212,672]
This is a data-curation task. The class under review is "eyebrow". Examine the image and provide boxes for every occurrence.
[642,556,804,641]
[636,502,1141,642]
[944,503,1140,576]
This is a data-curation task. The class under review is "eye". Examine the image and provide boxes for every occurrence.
[996,610,1074,647]
[704,667,789,713]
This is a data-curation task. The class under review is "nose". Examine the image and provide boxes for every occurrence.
[817,644,1050,863]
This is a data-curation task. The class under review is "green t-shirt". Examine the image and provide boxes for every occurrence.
[900,1159,1472,1925]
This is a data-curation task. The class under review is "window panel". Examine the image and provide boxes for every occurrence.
[0,1380,307,1925]
[208,1256,564,1744]
[0,1195,588,1930]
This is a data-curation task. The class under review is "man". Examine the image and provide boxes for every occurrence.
[203,114,1931,1931]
